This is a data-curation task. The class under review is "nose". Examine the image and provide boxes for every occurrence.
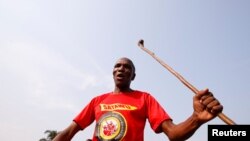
[117,65,125,72]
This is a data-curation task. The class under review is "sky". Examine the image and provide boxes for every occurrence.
[0,0,249,141]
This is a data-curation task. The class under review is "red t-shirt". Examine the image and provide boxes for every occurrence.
[73,90,171,141]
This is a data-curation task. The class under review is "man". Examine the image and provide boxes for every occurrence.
[53,57,223,141]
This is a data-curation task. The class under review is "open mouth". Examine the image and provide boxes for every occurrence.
[116,73,125,80]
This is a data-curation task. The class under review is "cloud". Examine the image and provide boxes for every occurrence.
[0,38,115,140]
[0,39,112,112]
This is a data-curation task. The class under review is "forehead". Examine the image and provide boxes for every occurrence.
[114,58,135,72]
[114,58,133,65]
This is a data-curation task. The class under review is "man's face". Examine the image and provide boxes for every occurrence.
[112,58,135,88]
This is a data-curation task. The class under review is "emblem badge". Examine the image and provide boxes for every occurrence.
[96,111,127,141]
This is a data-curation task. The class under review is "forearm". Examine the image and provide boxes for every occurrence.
[52,122,81,141]
[162,113,203,141]
[52,131,72,141]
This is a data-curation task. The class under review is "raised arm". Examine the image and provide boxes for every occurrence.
[161,88,223,141]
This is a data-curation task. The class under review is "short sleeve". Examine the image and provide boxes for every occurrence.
[146,94,172,133]
[73,98,96,130]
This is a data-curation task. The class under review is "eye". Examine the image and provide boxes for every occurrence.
[114,64,121,68]
[124,64,132,70]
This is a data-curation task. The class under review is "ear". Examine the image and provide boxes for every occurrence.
[131,73,136,81]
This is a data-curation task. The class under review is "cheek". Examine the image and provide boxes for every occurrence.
[112,69,116,75]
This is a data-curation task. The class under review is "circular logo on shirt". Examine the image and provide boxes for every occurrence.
[96,111,127,141]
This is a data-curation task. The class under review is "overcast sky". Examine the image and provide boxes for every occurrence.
[0,0,249,141]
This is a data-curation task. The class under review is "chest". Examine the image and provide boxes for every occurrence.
[94,94,147,120]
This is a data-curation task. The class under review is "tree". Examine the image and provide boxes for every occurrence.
[39,130,58,141]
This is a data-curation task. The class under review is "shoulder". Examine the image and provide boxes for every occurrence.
[90,92,112,103]
[132,90,147,94]
[132,90,154,98]
[134,90,161,103]
[95,92,112,98]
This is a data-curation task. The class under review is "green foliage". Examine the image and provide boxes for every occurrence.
[39,130,58,141]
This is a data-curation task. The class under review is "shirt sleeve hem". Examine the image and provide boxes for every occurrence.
[154,118,172,133]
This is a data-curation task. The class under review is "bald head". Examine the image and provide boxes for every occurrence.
[115,57,136,73]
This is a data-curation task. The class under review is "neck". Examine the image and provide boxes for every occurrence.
[113,87,133,94]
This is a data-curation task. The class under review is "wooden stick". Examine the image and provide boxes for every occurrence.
[137,39,236,125]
